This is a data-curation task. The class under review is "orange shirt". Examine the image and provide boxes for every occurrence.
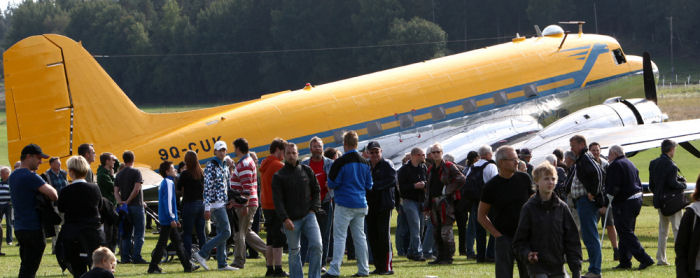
[260,155,284,209]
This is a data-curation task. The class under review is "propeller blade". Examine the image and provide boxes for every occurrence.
[643,52,658,103]
[679,141,700,158]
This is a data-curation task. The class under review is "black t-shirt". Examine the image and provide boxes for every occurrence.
[114,167,144,206]
[80,267,114,278]
[480,171,534,237]
[177,170,204,203]
[428,165,443,198]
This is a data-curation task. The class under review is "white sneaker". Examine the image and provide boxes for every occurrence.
[218,265,239,271]
[657,261,670,266]
[192,252,209,270]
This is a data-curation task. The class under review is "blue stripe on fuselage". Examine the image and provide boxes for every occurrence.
[197,43,635,165]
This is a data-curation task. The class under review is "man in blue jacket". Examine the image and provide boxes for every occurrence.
[605,145,654,270]
[323,131,373,278]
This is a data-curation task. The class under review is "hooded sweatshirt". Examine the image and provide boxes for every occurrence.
[260,155,284,210]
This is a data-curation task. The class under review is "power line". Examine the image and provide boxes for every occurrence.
[92,35,516,58]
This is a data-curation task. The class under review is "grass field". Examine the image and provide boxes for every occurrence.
[0,86,699,276]
[0,207,684,277]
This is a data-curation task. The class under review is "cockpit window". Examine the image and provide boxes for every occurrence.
[612,48,626,64]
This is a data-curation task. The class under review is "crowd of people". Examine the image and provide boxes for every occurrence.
[2,132,699,278]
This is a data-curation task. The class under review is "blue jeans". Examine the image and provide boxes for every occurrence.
[465,205,476,256]
[422,218,435,257]
[182,201,207,260]
[328,205,369,276]
[285,212,323,278]
[402,199,423,257]
[301,200,334,266]
[577,197,601,275]
[0,204,12,243]
[121,205,145,262]
[198,207,231,268]
[395,203,410,256]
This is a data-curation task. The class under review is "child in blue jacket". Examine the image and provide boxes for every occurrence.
[147,161,195,273]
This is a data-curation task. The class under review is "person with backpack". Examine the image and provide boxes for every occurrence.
[650,139,688,266]
[423,143,465,265]
[464,146,498,263]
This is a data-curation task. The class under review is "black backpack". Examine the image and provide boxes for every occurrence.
[461,160,494,201]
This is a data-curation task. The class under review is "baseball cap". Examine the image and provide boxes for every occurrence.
[520,148,532,156]
[367,141,381,150]
[214,140,227,151]
[21,143,50,159]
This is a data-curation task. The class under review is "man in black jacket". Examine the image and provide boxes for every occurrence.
[563,135,603,278]
[649,139,687,266]
[272,143,323,278]
[605,145,654,270]
[398,148,427,262]
[366,141,396,275]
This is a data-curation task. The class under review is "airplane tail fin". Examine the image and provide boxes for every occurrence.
[3,34,230,165]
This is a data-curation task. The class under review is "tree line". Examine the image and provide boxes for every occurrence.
[0,0,698,105]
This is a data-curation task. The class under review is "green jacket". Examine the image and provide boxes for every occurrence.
[97,166,116,205]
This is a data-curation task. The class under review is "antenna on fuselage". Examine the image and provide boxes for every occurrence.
[558,21,586,36]
[534,25,542,37]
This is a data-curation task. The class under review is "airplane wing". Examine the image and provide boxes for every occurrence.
[518,119,700,166]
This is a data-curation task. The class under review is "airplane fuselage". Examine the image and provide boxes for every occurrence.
[4,30,650,172]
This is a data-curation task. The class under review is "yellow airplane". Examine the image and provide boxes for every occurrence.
[5,23,698,177]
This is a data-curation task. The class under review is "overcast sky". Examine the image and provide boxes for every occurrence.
[1,0,20,12]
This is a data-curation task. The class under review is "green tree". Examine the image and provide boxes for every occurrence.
[3,0,69,48]
[380,17,447,67]
[64,0,152,102]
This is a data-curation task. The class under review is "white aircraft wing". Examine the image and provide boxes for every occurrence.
[518,119,700,166]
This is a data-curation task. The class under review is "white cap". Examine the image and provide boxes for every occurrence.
[214,140,227,151]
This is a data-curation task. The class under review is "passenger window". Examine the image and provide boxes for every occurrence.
[367,121,382,137]
[462,99,477,113]
[431,107,446,121]
[398,114,414,129]
[333,130,346,144]
[612,48,626,64]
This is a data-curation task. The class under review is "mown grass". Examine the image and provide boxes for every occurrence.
[1,89,699,277]
[0,206,683,277]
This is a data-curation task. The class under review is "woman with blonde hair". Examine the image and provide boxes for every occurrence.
[57,155,104,277]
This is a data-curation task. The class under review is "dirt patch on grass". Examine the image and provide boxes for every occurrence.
[658,85,700,120]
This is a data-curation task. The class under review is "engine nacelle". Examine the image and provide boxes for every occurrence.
[524,98,663,148]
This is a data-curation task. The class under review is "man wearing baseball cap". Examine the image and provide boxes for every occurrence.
[10,144,58,277]
[366,141,396,275]
[192,140,238,271]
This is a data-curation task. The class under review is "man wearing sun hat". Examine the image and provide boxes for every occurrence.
[10,143,59,277]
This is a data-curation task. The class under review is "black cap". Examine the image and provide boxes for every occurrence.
[367,141,381,150]
[21,144,50,159]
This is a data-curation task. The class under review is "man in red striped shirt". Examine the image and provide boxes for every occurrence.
[230,138,268,269]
